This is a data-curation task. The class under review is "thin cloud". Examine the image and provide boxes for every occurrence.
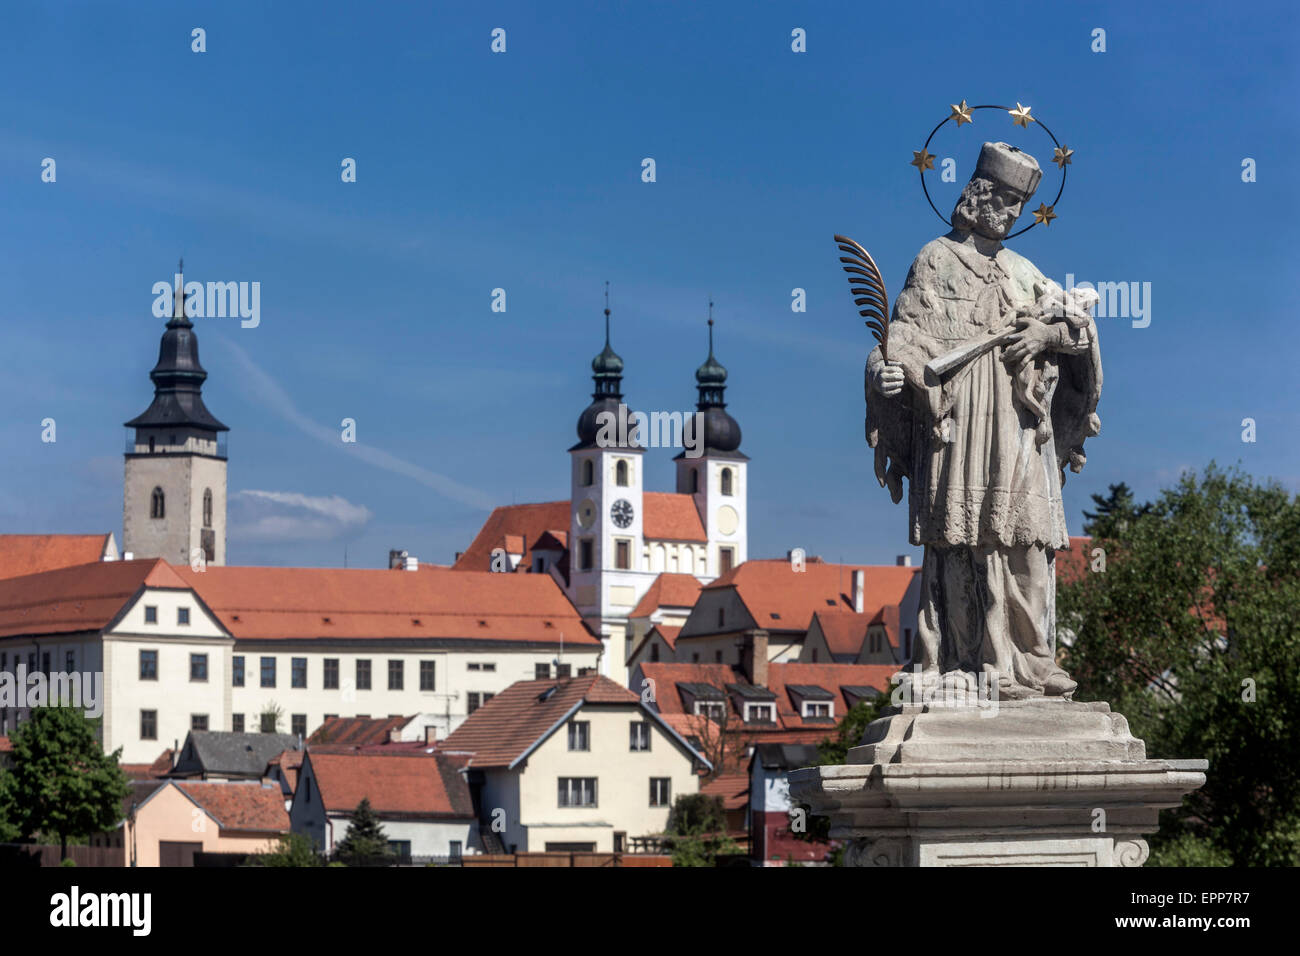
[232,489,373,542]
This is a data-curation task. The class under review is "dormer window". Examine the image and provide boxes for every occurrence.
[802,701,833,718]
[744,703,774,723]
[694,700,726,720]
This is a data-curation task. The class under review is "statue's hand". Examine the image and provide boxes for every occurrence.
[1003,317,1057,368]
[871,361,905,397]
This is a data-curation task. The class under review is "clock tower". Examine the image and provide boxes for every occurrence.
[569,288,645,675]
[675,311,748,577]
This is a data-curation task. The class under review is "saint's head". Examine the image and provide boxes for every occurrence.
[952,142,1043,241]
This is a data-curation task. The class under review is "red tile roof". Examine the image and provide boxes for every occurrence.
[308,715,413,747]
[121,748,176,780]
[0,736,11,753]
[636,663,740,713]
[441,675,637,768]
[700,772,750,810]
[767,662,897,721]
[1055,536,1093,584]
[641,493,707,542]
[452,501,571,572]
[306,751,473,817]
[174,781,291,833]
[0,534,114,580]
[811,611,872,657]
[0,558,176,639]
[630,572,703,619]
[690,559,919,637]
[172,564,597,645]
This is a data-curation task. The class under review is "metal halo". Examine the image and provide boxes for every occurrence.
[917,103,1067,239]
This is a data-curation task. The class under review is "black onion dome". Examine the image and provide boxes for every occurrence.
[572,291,629,449]
[699,405,742,452]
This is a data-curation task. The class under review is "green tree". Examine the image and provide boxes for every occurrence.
[333,798,393,866]
[0,707,129,860]
[245,832,323,867]
[1081,481,1152,539]
[1059,463,1300,866]
[666,793,736,867]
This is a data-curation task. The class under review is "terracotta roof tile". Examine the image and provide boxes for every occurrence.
[700,772,750,810]
[641,493,707,542]
[811,611,872,657]
[637,663,740,714]
[630,572,703,619]
[308,715,413,747]
[0,558,171,638]
[174,781,291,833]
[441,675,637,767]
[452,501,571,572]
[0,534,114,580]
[1056,536,1093,584]
[306,751,473,817]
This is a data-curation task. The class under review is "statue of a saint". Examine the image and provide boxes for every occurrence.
[865,141,1102,700]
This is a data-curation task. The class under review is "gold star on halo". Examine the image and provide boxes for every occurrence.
[1052,145,1074,168]
[1032,202,1057,225]
[948,99,973,126]
[1008,102,1035,127]
[910,148,936,171]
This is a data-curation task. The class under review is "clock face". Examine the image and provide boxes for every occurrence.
[611,498,634,528]
[577,499,596,529]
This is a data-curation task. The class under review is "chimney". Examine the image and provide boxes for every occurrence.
[389,728,403,743]
[123,551,134,561]
[424,725,438,746]
[742,629,769,689]
[389,549,407,569]
[852,569,865,613]
[896,555,912,567]
[404,555,419,571]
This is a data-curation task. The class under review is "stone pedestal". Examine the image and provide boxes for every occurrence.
[788,698,1207,867]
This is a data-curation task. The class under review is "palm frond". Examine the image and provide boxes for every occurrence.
[834,234,889,359]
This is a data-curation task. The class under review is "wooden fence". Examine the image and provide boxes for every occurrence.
[0,843,125,867]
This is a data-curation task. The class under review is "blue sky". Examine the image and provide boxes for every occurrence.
[1,0,1296,568]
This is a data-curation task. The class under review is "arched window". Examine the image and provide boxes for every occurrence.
[150,487,165,519]
[202,489,213,528]
[615,460,629,487]
[581,459,594,486]
[721,468,733,496]
[690,468,699,493]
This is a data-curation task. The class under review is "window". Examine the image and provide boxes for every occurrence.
[260,657,276,688]
[65,650,75,672]
[745,703,775,723]
[579,538,594,571]
[292,657,307,688]
[189,653,208,682]
[231,714,244,733]
[177,607,190,626]
[260,712,277,733]
[649,778,671,807]
[694,700,725,720]
[803,701,833,718]
[150,487,165,519]
[140,710,157,740]
[718,607,725,628]
[581,459,594,486]
[420,660,436,691]
[388,660,404,690]
[202,489,213,528]
[721,468,733,496]
[557,777,597,807]
[388,840,412,862]
[714,650,723,663]
[139,650,158,681]
[467,662,496,672]
[568,720,590,751]
[616,459,629,486]
[534,662,551,679]
[356,659,371,690]
[467,691,495,715]
[144,605,157,624]
[719,547,735,575]
[232,655,245,687]
[191,714,208,732]
[650,643,660,663]
[615,539,631,570]
[291,714,307,738]
[630,721,650,752]
[555,662,571,679]
[148,436,155,453]
[811,648,819,662]
[323,658,339,689]
[449,840,463,862]
[41,652,50,674]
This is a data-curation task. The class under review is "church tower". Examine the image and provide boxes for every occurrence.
[569,286,645,674]
[123,261,229,567]
[675,307,748,577]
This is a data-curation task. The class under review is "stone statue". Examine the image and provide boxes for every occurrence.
[864,142,1103,701]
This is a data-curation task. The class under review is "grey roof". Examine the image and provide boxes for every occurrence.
[753,743,821,770]
[727,683,777,701]
[170,731,300,778]
[676,681,726,700]
[786,684,834,700]
[840,685,883,699]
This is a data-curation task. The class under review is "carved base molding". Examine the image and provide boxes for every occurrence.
[790,700,1204,868]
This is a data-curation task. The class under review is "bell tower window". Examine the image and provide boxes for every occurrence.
[581,459,594,486]
[616,459,629,487]
[150,487,165,519]
[721,468,733,496]
[202,489,213,528]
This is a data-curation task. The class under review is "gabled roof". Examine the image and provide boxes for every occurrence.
[684,560,919,639]
[641,493,707,542]
[173,781,290,833]
[0,534,116,580]
[626,623,683,666]
[308,715,413,747]
[305,751,474,818]
[0,558,183,639]
[171,731,301,778]
[171,564,597,646]
[752,743,820,770]
[700,772,750,811]
[811,611,873,658]
[452,501,571,572]
[637,664,740,713]
[629,572,703,619]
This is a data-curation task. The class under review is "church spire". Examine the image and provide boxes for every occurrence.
[692,300,741,453]
[590,280,623,399]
